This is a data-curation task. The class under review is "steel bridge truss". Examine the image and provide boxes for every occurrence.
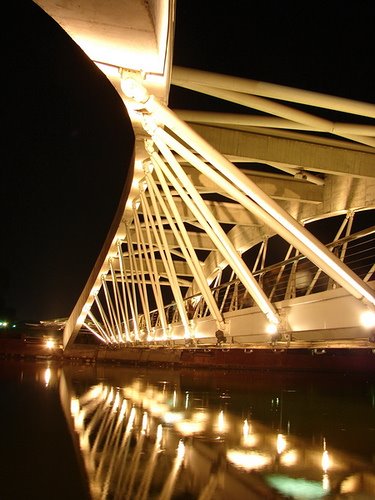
[64,77,375,349]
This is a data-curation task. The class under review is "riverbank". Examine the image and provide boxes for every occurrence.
[1,337,375,373]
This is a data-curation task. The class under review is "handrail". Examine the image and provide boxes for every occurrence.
[144,225,375,325]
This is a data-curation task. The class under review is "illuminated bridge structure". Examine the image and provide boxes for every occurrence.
[35,1,375,353]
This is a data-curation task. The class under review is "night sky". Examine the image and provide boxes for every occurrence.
[1,1,374,322]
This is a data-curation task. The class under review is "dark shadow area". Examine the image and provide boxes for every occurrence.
[1,2,134,321]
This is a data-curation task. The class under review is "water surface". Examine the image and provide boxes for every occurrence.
[1,360,375,499]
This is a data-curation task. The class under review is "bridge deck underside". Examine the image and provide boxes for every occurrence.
[56,24,375,349]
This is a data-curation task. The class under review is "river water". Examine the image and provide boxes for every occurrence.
[1,359,375,499]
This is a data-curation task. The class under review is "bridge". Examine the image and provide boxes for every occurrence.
[34,0,375,356]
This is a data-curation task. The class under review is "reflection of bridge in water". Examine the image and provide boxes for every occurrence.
[58,365,375,499]
[33,1,375,359]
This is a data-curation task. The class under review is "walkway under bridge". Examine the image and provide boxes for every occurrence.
[34,1,375,352]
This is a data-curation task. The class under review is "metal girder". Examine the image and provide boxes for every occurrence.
[175,165,324,203]
[171,66,375,148]
[141,197,262,226]
[189,124,375,179]
[111,256,195,277]
[125,227,216,250]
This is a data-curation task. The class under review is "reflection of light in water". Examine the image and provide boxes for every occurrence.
[243,419,249,436]
[148,402,168,416]
[216,410,227,434]
[322,450,330,472]
[193,411,208,423]
[280,449,298,466]
[44,368,51,387]
[277,433,287,454]
[177,439,185,460]
[141,412,148,434]
[71,397,80,416]
[321,438,331,493]
[45,339,55,349]
[81,385,103,404]
[106,388,114,407]
[227,449,271,470]
[173,410,208,435]
[339,474,367,494]
[242,433,258,447]
[127,407,136,430]
[112,391,121,413]
[70,397,86,430]
[322,439,330,473]
[322,472,330,491]
[119,400,127,422]
[242,419,257,447]
[159,440,185,500]
[65,377,368,500]
[175,419,205,436]
[163,411,184,424]
[156,423,163,444]
[134,425,164,500]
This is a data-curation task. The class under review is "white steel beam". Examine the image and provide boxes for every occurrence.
[137,91,375,307]
[172,66,375,120]
[176,165,324,203]
[144,126,280,324]
[126,226,217,250]
[190,124,375,179]
[175,110,375,137]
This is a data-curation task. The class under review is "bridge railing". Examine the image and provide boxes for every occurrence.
[140,226,375,331]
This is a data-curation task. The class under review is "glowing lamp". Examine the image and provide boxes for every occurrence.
[360,309,375,329]
[121,77,149,103]
[266,322,278,335]
[45,339,55,349]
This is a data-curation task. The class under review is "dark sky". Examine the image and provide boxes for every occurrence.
[1,1,374,322]
[170,1,375,105]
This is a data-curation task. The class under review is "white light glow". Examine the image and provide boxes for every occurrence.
[280,449,298,466]
[112,392,121,413]
[45,339,55,349]
[70,398,80,416]
[243,434,258,447]
[175,420,205,436]
[216,410,227,434]
[163,411,184,424]
[156,424,163,445]
[227,449,271,470]
[277,433,287,454]
[360,309,375,329]
[119,400,127,421]
[243,419,250,436]
[177,440,185,461]
[322,473,330,491]
[121,77,149,103]
[142,412,148,433]
[193,411,208,423]
[149,402,169,417]
[322,450,330,472]
[44,368,51,387]
[266,322,278,335]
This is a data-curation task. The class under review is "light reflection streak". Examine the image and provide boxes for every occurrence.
[44,367,51,387]
[276,433,287,454]
[134,424,163,500]
[280,449,298,466]
[63,375,374,500]
[227,449,272,470]
[159,440,185,500]
[242,419,258,447]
